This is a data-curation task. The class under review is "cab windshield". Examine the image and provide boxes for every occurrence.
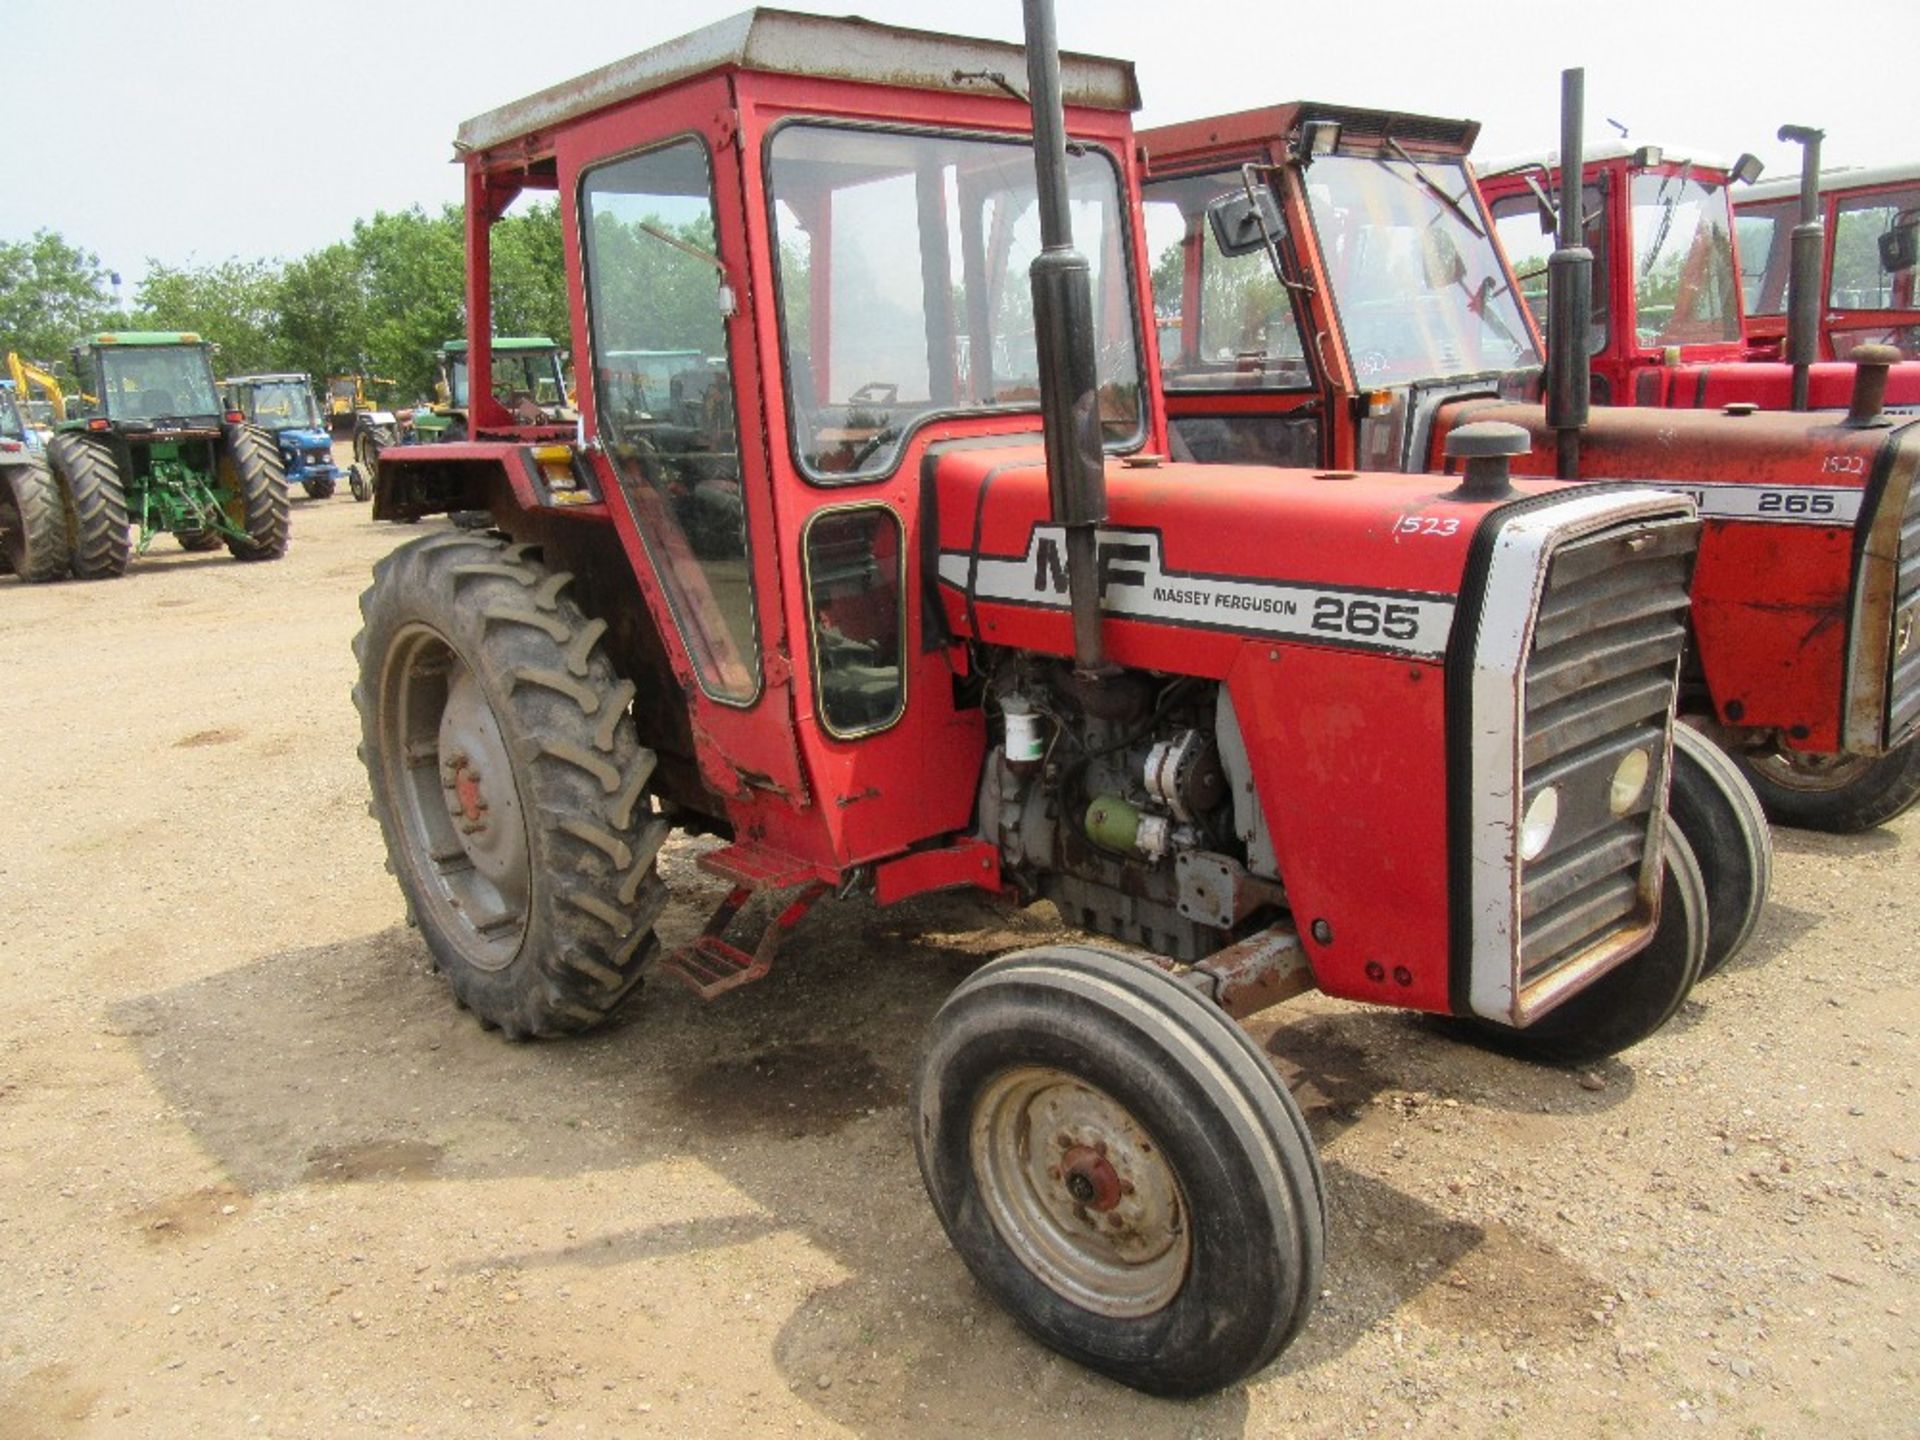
[446,350,567,410]
[98,346,222,421]
[767,123,1143,480]
[241,380,320,431]
[1302,153,1538,386]
[0,391,23,440]
[1629,171,1740,345]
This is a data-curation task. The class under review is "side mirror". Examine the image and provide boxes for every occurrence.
[1880,215,1920,275]
[1206,187,1285,258]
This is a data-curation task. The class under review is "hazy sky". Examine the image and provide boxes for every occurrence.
[1,0,1905,290]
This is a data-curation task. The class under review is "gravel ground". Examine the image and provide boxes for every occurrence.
[0,488,1914,1438]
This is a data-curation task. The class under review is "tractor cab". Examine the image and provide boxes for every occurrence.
[1738,162,1920,365]
[420,337,573,441]
[1141,103,1539,472]
[66,332,225,432]
[223,372,345,499]
[0,382,37,455]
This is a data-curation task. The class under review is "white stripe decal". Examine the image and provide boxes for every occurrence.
[1660,482,1863,524]
[937,524,1456,659]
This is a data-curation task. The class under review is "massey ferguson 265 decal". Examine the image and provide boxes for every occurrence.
[938,524,1457,659]
[1664,482,1864,525]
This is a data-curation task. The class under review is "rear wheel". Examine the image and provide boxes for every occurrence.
[0,460,73,582]
[46,433,129,580]
[1732,738,1920,833]
[220,424,290,561]
[1456,818,1708,1066]
[915,944,1324,1397]
[352,531,669,1038]
[1670,725,1772,975]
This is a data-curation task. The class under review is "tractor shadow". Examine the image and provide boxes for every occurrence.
[114,878,1621,1432]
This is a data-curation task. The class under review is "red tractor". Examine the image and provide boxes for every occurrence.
[1477,134,1920,412]
[1739,161,1920,367]
[1140,83,1920,836]
[360,7,1739,1394]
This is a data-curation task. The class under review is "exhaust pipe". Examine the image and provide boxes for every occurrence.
[1021,0,1111,678]
[1778,125,1826,412]
[1545,68,1593,480]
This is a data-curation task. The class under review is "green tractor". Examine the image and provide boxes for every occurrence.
[47,332,290,577]
[417,335,573,441]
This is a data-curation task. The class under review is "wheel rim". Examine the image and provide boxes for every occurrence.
[969,1066,1190,1318]
[1747,745,1875,795]
[383,624,531,968]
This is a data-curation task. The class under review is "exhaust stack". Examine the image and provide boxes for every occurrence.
[1779,124,1827,412]
[1020,0,1111,678]
[1545,68,1593,480]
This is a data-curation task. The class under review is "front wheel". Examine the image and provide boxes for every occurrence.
[0,460,73,582]
[1456,818,1708,1067]
[1731,738,1920,833]
[352,531,670,1038]
[220,424,290,561]
[304,474,337,500]
[348,465,371,502]
[915,944,1324,1397]
[1670,725,1772,975]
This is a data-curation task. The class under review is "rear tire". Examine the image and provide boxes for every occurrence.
[0,460,73,582]
[352,531,668,1038]
[1732,737,1920,833]
[1670,725,1772,975]
[220,424,290,561]
[1456,818,1708,1066]
[46,433,129,580]
[915,944,1324,1397]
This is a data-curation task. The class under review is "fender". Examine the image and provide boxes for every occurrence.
[372,439,608,523]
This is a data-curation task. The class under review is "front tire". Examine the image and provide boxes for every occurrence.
[915,944,1324,1397]
[0,460,73,582]
[352,532,670,1038]
[175,528,224,552]
[1457,818,1708,1066]
[46,433,129,580]
[220,424,290,561]
[1732,737,1920,833]
[304,475,337,500]
[348,464,371,502]
[1670,725,1772,975]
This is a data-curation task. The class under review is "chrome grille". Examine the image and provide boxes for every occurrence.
[1518,518,1695,989]
[1889,475,1920,743]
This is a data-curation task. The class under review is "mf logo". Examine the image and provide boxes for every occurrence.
[1032,535,1152,598]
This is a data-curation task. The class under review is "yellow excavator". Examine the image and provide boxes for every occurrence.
[5,352,83,423]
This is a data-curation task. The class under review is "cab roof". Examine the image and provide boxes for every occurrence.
[441,337,560,354]
[1142,101,1478,170]
[1479,140,1737,181]
[89,331,205,347]
[225,373,313,385]
[1743,160,1920,204]
[455,7,1140,157]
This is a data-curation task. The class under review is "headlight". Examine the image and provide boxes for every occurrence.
[1519,785,1560,862]
[1609,746,1652,816]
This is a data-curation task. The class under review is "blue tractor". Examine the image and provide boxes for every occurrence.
[222,372,351,499]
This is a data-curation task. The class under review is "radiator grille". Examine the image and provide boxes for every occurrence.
[1518,518,1695,988]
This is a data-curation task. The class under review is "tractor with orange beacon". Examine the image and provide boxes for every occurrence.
[358,6,1748,1394]
[1139,74,1920,836]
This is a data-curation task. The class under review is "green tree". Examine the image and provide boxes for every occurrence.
[351,205,465,399]
[134,257,283,375]
[276,242,368,384]
[0,229,116,363]
[491,201,570,343]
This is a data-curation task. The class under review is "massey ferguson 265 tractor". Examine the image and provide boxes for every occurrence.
[359,7,1735,1395]
[47,332,290,574]
[1139,83,1920,835]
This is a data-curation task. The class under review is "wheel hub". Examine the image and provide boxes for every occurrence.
[437,670,529,895]
[1749,743,1873,795]
[970,1066,1190,1317]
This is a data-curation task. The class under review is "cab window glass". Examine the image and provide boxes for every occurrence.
[581,137,758,702]
[1830,188,1920,311]
[1735,199,1793,316]
[1141,170,1310,391]
[1489,183,1607,354]
[1628,171,1740,345]
[804,507,904,735]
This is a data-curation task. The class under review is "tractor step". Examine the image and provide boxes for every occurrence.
[660,844,828,1000]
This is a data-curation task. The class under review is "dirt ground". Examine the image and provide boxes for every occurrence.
[0,484,1915,1439]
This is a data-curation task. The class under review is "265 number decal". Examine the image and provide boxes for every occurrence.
[1312,595,1423,641]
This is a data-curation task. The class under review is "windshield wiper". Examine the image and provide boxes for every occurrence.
[1383,138,1484,238]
